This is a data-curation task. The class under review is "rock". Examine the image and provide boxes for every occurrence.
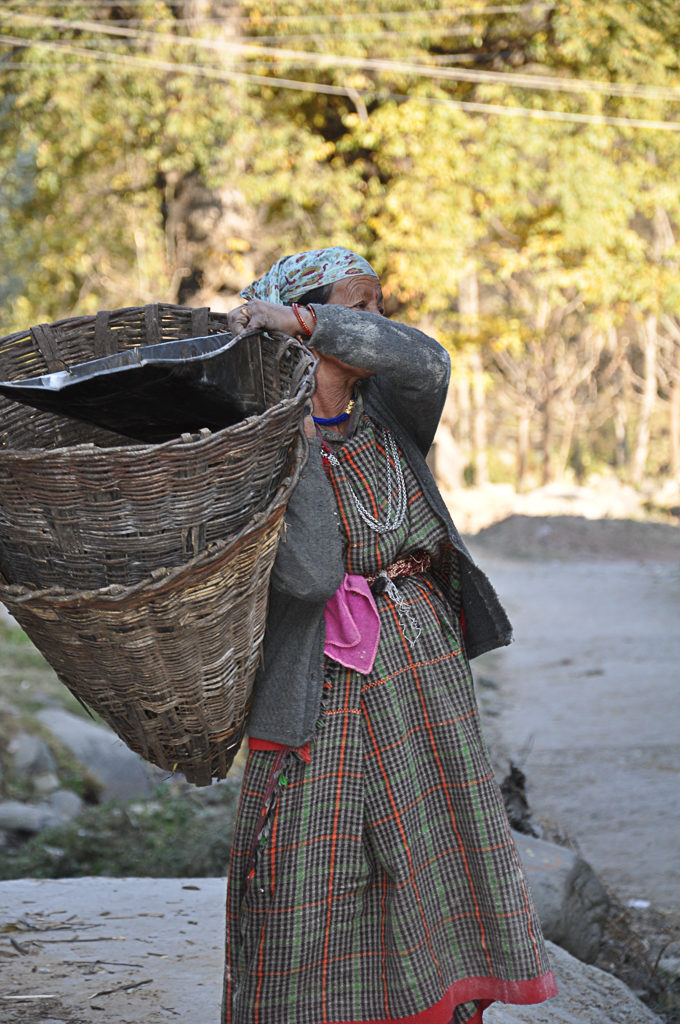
[49,789,84,823]
[9,731,56,778]
[486,940,663,1022]
[33,770,61,794]
[35,708,160,802]
[0,799,58,833]
[513,831,609,964]
[658,955,680,979]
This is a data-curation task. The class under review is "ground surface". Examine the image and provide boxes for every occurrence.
[469,524,680,913]
[466,508,680,1020]
[0,879,663,1024]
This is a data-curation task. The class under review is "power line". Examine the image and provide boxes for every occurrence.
[4,11,680,104]
[1,2,556,20]
[2,32,680,132]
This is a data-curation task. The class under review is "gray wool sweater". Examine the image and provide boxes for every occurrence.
[246,303,512,747]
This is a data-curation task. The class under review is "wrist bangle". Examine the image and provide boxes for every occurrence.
[292,302,313,338]
[307,304,317,327]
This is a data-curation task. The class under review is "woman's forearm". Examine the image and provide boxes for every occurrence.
[309,304,450,395]
[310,305,450,453]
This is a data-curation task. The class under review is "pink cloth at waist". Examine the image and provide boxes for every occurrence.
[323,573,380,675]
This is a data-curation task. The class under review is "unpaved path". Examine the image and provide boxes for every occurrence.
[468,518,680,915]
[0,879,662,1024]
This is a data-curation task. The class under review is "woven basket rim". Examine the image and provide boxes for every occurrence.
[0,437,306,606]
[0,328,316,459]
[0,301,225,341]
[0,391,307,461]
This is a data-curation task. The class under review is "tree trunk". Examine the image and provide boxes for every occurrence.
[470,349,489,485]
[437,384,465,490]
[667,326,680,479]
[540,334,556,485]
[555,404,577,481]
[631,315,658,485]
[455,373,472,479]
[670,379,680,479]
[459,270,488,485]
[160,171,260,309]
[614,336,630,471]
[516,407,531,492]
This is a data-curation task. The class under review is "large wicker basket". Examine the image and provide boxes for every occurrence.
[0,453,302,786]
[0,306,315,589]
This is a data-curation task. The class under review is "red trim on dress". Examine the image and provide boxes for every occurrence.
[324,971,557,1024]
[248,737,312,763]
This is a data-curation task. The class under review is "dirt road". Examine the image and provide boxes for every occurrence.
[468,520,680,915]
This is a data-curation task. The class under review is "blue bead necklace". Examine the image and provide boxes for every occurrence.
[312,397,355,426]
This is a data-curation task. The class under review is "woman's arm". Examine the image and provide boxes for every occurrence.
[310,304,450,454]
[226,298,451,453]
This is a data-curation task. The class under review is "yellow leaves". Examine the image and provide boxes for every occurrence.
[224,238,251,254]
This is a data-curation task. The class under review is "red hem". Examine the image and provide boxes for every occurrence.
[248,737,312,762]
[325,971,557,1024]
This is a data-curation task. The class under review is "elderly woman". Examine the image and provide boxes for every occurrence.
[223,248,556,1024]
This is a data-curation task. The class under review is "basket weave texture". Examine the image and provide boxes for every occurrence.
[0,303,314,783]
[0,305,315,589]
[0,461,300,786]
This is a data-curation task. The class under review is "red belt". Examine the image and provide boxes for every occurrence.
[366,550,431,586]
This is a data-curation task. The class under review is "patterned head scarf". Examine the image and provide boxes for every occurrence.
[240,246,378,305]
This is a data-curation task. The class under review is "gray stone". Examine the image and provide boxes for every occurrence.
[9,731,56,777]
[658,955,680,978]
[486,940,663,1022]
[0,800,58,833]
[33,770,61,794]
[513,830,610,964]
[35,708,160,802]
[49,789,84,822]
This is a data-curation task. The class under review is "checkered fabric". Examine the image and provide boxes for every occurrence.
[223,416,555,1024]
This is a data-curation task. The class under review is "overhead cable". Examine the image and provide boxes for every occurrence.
[1,2,557,20]
[2,33,680,132]
[4,11,680,104]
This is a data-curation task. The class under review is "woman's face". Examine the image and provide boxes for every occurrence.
[327,274,385,315]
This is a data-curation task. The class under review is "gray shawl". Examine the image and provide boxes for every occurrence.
[247,304,512,746]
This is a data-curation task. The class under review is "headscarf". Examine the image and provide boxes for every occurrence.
[240,246,378,305]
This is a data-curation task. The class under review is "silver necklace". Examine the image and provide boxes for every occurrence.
[324,427,407,534]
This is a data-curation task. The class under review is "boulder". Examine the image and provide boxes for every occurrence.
[9,731,56,778]
[0,799,58,833]
[35,708,160,802]
[49,788,84,823]
[513,830,609,964]
[33,770,60,794]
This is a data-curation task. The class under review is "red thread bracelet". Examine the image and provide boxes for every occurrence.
[292,302,313,338]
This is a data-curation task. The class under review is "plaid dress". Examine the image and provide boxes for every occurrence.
[224,416,556,1024]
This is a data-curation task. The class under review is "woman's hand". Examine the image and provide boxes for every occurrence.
[227,299,305,338]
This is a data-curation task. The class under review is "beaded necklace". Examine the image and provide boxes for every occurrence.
[323,427,407,535]
[312,397,356,427]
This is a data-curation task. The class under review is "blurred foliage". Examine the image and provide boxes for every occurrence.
[0,781,241,879]
[0,618,243,879]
